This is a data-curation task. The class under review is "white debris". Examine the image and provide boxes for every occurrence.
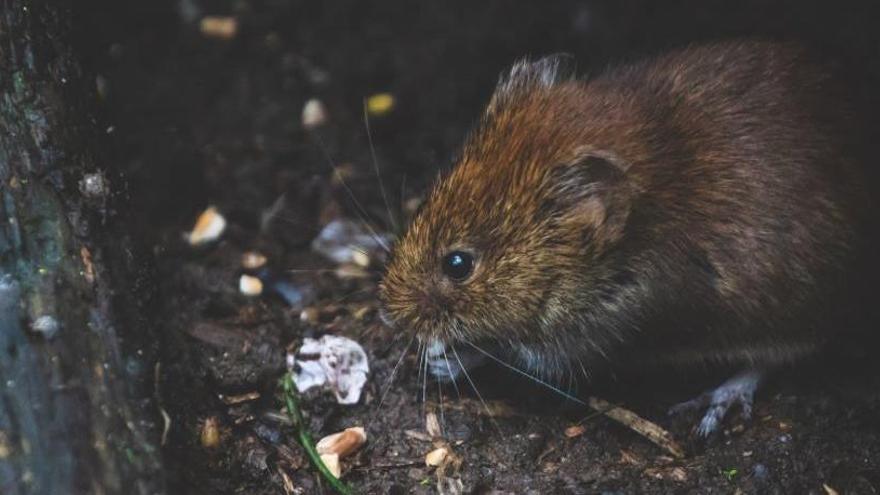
[289,335,369,405]
[31,315,60,339]
[301,98,327,129]
[187,206,226,246]
[311,219,392,266]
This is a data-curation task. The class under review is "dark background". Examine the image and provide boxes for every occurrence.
[70,1,880,493]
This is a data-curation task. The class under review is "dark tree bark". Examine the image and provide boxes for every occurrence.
[0,1,164,493]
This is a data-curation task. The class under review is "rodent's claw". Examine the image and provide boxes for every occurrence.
[669,369,762,437]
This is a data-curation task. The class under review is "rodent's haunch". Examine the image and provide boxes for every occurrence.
[379,40,875,433]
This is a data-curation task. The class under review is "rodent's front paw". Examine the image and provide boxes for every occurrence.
[668,369,762,437]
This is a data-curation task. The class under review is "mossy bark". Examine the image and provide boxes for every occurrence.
[0,1,164,493]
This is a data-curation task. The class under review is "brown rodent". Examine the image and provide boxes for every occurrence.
[379,39,875,433]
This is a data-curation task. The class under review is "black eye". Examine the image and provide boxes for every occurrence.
[442,251,475,281]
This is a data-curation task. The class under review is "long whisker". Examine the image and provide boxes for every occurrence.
[575,355,591,382]
[415,340,426,404]
[323,286,376,307]
[436,374,446,437]
[451,345,502,436]
[463,340,585,405]
[285,268,381,276]
[375,333,416,412]
[363,99,398,233]
[399,173,408,230]
[441,346,461,400]
[312,132,391,253]
[421,342,428,408]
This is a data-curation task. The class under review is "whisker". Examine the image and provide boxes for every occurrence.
[575,355,591,382]
[312,132,391,253]
[421,342,428,408]
[362,99,399,233]
[415,340,426,404]
[451,345,503,436]
[441,346,461,400]
[436,374,446,437]
[322,286,376,307]
[285,268,381,276]
[375,333,416,412]
[398,173,408,232]
[463,340,585,405]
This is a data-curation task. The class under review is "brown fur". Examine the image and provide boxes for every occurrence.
[380,40,872,378]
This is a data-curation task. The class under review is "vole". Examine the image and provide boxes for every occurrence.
[379,39,875,435]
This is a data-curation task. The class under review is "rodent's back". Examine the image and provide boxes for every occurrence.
[591,42,868,360]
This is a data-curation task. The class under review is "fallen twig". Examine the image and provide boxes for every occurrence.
[587,396,686,459]
[280,373,354,494]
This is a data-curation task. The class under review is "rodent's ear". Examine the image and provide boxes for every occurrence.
[488,54,576,112]
[547,151,632,242]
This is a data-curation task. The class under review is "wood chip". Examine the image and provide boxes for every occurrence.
[619,448,643,466]
[425,411,442,438]
[241,251,267,269]
[823,483,840,495]
[564,424,586,438]
[200,16,238,39]
[278,467,296,495]
[316,427,366,459]
[219,391,260,405]
[200,417,221,448]
[644,466,688,482]
[404,430,432,442]
[588,396,685,459]
[0,431,11,459]
[80,247,95,284]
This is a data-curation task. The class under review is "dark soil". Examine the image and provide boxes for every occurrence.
[77,1,880,493]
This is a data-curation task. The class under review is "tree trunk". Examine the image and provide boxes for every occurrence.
[0,1,164,493]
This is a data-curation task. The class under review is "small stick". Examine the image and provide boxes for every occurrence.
[281,373,355,494]
[587,396,686,459]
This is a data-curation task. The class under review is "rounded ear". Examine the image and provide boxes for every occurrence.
[545,151,633,243]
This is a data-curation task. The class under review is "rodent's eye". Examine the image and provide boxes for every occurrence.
[441,251,475,282]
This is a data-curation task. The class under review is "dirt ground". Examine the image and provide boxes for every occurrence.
[77,1,880,493]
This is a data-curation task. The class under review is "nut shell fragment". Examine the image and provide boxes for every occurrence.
[187,206,226,245]
[320,453,341,478]
[239,274,263,296]
[316,426,366,459]
[564,425,586,438]
[425,446,449,467]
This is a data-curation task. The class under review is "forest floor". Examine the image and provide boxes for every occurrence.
[80,1,880,493]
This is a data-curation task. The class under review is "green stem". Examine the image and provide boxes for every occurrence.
[281,373,355,495]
